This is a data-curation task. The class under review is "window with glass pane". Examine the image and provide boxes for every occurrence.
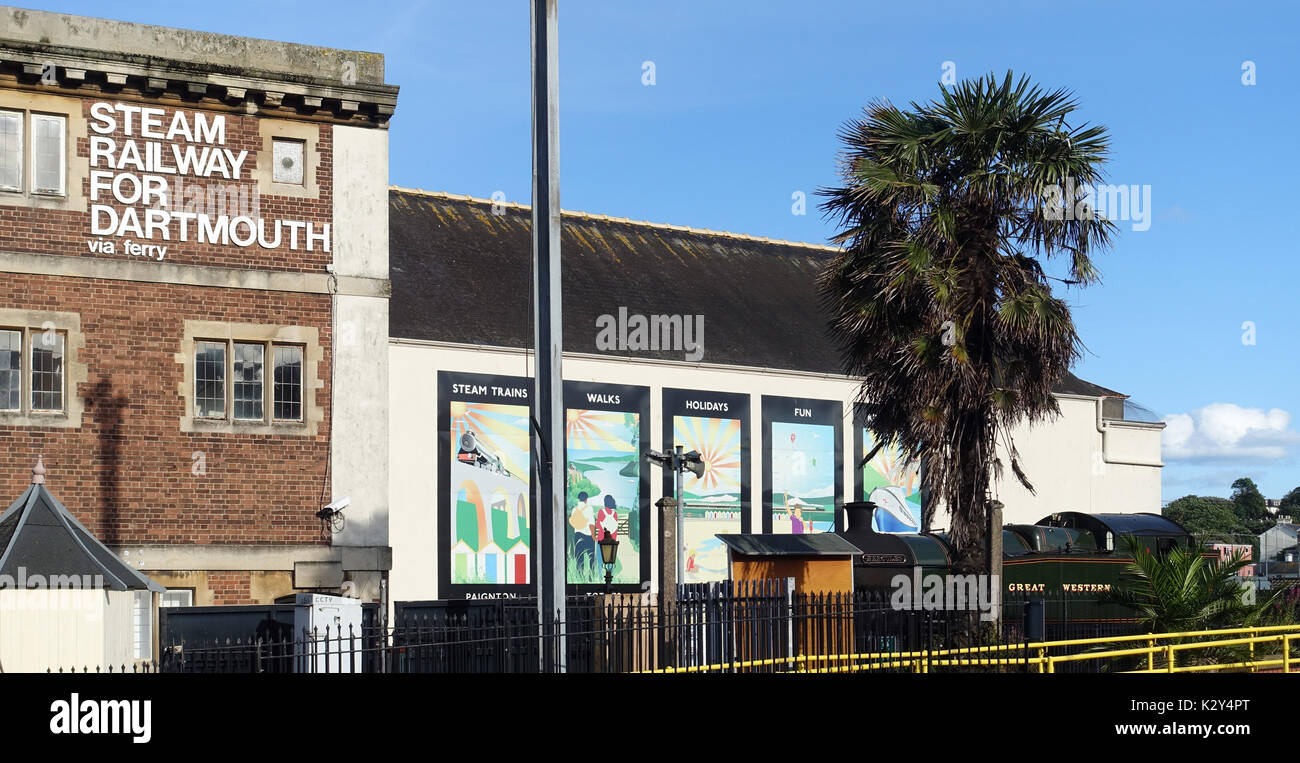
[31,114,64,195]
[30,331,63,411]
[233,342,264,420]
[273,345,303,421]
[132,590,152,660]
[161,589,193,608]
[0,329,20,411]
[195,341,226,418]
[0,110,19,191]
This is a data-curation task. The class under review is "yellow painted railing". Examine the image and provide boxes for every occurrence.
[639,623,1300,674]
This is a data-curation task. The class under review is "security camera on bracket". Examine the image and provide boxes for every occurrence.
[317,496,349,533]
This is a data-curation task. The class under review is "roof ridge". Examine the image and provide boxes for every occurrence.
[389,186,843,253]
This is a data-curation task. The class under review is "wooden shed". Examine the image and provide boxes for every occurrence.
[716,533,860,594]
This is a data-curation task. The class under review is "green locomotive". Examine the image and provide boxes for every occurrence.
[838,502,1200,624]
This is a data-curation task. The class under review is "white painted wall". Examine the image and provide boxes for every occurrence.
[0,590,136,672]
[983,396,1165,528]
[330,125,390,549]
[388,340,1165,602]
[332,126,389,280]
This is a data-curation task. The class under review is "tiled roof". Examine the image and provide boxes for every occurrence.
[388,188,1125,398]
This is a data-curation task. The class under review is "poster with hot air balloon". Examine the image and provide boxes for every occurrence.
[438,371,534,600]
[564,381,651,590]
[663,389,751,583]
[761,396,843,534]
[854,404,924,533]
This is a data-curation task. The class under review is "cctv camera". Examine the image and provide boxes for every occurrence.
[325,496,350,512]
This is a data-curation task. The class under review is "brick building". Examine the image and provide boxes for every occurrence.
[0,9,396,611]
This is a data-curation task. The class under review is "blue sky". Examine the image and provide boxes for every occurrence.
[27,0,1300,502]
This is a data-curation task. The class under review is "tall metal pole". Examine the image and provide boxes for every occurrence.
[674,445,684,590]
[531,0,565,672]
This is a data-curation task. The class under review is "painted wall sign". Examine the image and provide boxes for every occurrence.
[564,381,651,591]
[853,404,923,533]
[662,388,751,583]
[761,396,843,534]
[85,101,330,260]
[437,371,534,600]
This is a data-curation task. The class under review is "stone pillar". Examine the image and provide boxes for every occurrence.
[657,496,678,606]
[657,496,678,670]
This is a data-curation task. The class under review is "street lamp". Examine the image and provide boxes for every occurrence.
[599,534,620,593]
[645,446,706,586]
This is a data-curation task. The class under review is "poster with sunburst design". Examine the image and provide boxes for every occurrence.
[438,371,534,599]
[564,382,650,589]
[853,404,923,533]
[663,389,750,583]
[761,396,843,534]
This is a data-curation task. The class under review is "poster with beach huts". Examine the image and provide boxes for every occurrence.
[762,396,843,535]
[438,371,534,599]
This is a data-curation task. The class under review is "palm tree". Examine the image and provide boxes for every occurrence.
[819,72,1114,571]
[1109,537,1278,634]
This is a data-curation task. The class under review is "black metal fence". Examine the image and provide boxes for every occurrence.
[154,582,1137,674]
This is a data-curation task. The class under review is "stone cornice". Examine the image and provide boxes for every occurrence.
[0,41,398,126]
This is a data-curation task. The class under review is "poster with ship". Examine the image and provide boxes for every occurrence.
[762,396,843,534]
[438,371,534,599]
[564,381,651,591]
[854,404,924,533]
[663,389,750,583]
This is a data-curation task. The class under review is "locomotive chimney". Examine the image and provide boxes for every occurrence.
[844,501,879,533]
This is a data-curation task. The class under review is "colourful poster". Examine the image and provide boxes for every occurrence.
[565,382,650,589]
[450,401,531,583]
[771,421,836,533]
[675,415,743,581]
[762,396,843,535]
[861,428,922,533]
[438,372,533,599]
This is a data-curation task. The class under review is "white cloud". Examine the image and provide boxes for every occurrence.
[1162,403,1300,461]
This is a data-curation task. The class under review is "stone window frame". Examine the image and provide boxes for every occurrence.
[271,136,306,185]
[0,308,87,429]
[255,120,321,201]
[0,91,87,213]
[176,320,323,436]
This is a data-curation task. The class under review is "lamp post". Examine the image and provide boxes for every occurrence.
[599,534,620,594]
[530,0,564,674]
[645,446,705,589]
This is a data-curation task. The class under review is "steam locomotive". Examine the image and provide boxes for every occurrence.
[837,501,1198,598]
[456,430,514,477]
